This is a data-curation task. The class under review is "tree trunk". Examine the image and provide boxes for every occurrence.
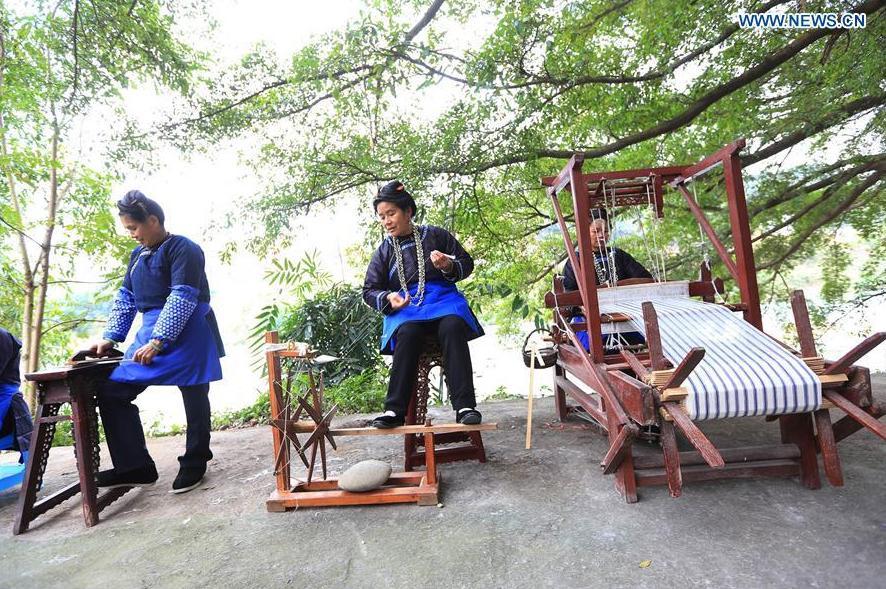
[27,124,61,382]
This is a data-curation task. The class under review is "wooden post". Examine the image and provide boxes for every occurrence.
[779,413,821,489]
[570,162,605,362]
[722,148,763,329]
[641,302,667,371]
[790,290,818,358]
[423,432,437,486]
[265,331,290,493]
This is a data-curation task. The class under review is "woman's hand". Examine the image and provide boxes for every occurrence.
[132,341,161,365]
[430,250,454,272]
[88,340,116,356]
[387,291,411,311]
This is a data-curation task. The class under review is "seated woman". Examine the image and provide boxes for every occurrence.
[561,209,652,351]
[363,180,483,428]
[0,328,33,462]
[89,190,225,493]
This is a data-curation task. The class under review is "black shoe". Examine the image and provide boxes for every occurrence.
[457,409,482,425]
[371,414,405,428]
[171,464,206,494]
[96,464,158,489]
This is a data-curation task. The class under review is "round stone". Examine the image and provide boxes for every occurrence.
[337,460,392,492]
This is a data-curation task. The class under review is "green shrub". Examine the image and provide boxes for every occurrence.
[277,283,383,385]
[323,368,387,414]
[212,391,272,430]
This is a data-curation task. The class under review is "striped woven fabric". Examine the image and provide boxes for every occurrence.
[599,297,822,420]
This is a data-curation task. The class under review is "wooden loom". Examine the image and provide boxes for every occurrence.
[541,139,886,502]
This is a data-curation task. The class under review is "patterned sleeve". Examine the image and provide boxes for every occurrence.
[151,284,199,344]
[103,287,138,343]
[150,238,205,345]
[362,244,394,315]
[436,227,474,282]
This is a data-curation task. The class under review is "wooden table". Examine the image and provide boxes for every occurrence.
[13,359,132,534]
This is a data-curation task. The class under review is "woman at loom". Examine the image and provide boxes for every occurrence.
[363,180,484,428]
[562,208,652,350]
[88,190,225,493]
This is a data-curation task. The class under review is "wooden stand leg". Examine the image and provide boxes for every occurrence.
[71,396,100,527]
[13,403,59,535]
[660,419,683,498]
[780,414,821,490]
[813,409,843,487]
[554,364,569,421]
[417,432,439,506]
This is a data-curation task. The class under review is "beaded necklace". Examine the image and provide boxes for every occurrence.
[391,223,426,306]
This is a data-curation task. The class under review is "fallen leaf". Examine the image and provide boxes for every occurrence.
[639,560,652,569]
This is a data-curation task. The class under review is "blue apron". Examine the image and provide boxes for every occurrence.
[0,382,19,448]
[381,280,482,354]
[110,302,223,386]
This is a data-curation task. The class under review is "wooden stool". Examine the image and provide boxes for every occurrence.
[403,339,486,471]
[14,358,131,534]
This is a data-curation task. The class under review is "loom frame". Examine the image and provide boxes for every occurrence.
[541,140,885,502]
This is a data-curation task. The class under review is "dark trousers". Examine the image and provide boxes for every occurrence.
[386,316,476,416]
[97,381,213,472]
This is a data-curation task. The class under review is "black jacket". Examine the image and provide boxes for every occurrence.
[563,247,652,291]
[363,225,474,315]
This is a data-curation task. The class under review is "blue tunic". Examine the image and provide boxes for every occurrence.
[103,235,224,386]
[0,329,21,437]
[362,225,483,354]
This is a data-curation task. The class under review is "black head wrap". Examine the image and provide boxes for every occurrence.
[372,180,417,217]
[117,190,165,225]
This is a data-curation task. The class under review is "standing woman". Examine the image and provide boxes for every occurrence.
[362,180,483,428]
[90,190,225,493]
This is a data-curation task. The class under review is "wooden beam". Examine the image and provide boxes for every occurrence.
[661,347,706,389]
[541,165,685,187]
[635,460,800,487]
[823,332,886,375]
[660,403,725,468]
[285,422,498,437]
[790,290,818,358]
[675,182,740,282]
[674,139,745,183]
[642,302,668,371]
[619,349,650,381]
[823,391,886,440]
[659,419,682,497]
[600,423,638,475]
[633,444,800,469]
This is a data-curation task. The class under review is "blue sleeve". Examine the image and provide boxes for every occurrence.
[167,238,206,289]
[362,244,394,315]
[103,287,138,342]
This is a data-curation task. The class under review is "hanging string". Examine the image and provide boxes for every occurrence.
[645,178,668,282]
[691,183,727,304]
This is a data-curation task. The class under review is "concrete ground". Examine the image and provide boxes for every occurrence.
[1,378,884,589]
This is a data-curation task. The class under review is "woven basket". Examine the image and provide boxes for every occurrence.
[522,328,558,369]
